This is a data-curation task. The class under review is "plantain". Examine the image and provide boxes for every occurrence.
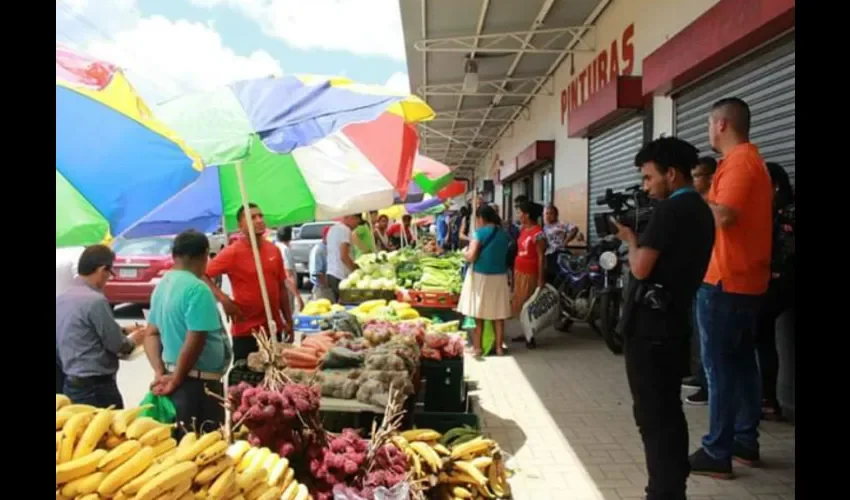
[401,429,442,442]
[451,461,488,487]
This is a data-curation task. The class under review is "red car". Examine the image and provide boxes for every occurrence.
[104,236,175,306]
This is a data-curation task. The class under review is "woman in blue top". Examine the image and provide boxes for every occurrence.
[456,205,512,357]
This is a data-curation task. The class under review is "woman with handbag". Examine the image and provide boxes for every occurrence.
[511,201,546,349]
[456,205,512,357]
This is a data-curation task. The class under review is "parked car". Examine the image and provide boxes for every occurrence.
[289,221,335,288]
[104,236,175,306]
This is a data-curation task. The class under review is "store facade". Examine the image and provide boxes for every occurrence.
[477,0,795,241]
[497,140,555,223]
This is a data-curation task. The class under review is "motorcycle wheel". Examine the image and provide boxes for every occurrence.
[599,292,624,355]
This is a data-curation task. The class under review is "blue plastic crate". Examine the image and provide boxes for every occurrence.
[293,305,355,333]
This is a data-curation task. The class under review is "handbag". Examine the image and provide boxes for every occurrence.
[461,225,500,278]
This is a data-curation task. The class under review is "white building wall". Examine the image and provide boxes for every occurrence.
[478,0,720,234]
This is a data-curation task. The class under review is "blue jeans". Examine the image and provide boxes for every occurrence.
[696,283,762,461]
[63,377,125,409]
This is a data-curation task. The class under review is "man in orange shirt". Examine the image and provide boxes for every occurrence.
[689,98,773,478]
[204,203,293,361]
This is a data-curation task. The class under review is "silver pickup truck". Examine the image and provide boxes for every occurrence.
[289,221,335,288]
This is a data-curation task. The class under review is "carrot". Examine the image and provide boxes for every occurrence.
[281,351,318,364]
[284,346,319,357]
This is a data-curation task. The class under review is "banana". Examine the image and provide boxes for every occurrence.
[244,447,271,475]
[208,466,237,499]
[196,439,229,466]
[236,466,267,493]
[433,443,451,456]
[178,432,198,453]
[56,431,62,452]
[452,461,488,487]
[59,412,95,463]
[438,427,478,447]
[72,409,114,460]
[279,467,295,493]
[175,430,223,462]
[56,394,72,411]
[77,494,99,500]
[56,448,107,485]
[226,440,251,463]
[139,424,173,446]
[444,472,480,485]
[162,478,193,500]
[111,405,153,436]
[400,429,442,442]
[194,485,209,499]
[135,461,198,500]
[476,483,497,499]
[237,447,259,472]
[56,405,97,430]
[450,486,473,499]
[176,493,195,500]
[98,439,142,472]
[280,481,299,500]
[261,452,280,471]
[449,437,493,460]
[489,454,511,498]
[266,456,290,486]
[98,445,156,496]
[60,471,105,497]
[390,435,410,451]
[293,483,309,500]
[410,441,443,471]
[153,437,178,459]
[195,457,234,485]
[245,482,271,500]
[256,486,284,500]
[121,457,176,495]
[470,456,493,471]
[407,450,422,477]
[104,433,125,449]
[126,416,163,440]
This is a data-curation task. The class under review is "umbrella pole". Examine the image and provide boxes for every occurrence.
[233,160,278,345]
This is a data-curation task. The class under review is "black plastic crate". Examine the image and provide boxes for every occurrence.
[420,358,465,412]
[411,410,480,434]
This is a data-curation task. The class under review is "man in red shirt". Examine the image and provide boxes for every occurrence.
[204,203,293,361]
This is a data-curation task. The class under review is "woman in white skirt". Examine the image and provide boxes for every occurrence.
[456,205,512,357]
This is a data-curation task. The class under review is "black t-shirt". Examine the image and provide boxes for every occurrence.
[637,190,715,315]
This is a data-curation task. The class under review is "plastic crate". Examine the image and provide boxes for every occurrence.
[420,358,465,412]
[338,289,397,305]
[397,289,459,309]
[411,411,480,434]
[293,314,326,333]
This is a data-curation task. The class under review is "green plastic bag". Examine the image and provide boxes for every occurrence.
[481,320,495,356]
[139,391,177,424]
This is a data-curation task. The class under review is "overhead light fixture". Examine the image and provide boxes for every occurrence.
[462,59,479,93]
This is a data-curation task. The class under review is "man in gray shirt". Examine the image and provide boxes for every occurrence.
[56,245,145,408]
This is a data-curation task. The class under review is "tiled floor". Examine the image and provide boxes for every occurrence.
[466,323,796,500]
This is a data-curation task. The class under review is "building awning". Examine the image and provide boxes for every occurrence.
[500,140,555,183]
[567,76,643,137]
[642,0,795,96]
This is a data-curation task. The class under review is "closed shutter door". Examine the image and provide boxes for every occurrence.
[587,117,645,243]
[675,36,795,185]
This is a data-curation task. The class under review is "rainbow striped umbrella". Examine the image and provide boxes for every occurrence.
[153,75,431,229]
[55,45,203,247]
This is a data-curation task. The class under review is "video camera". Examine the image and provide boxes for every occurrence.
[593,185,656,238]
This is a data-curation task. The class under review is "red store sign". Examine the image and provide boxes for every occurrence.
[560,23,635,125]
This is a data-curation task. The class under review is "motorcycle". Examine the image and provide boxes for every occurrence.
[552,238,627,354]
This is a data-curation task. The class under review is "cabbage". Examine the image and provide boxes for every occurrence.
[357,279,370,289]
[349,270,363,282]
[339,278,352,290]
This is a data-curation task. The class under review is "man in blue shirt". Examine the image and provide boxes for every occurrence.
[145,230,230,434]
[309,226,333,301]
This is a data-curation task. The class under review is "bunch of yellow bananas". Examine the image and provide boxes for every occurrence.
[387,429,512,499]
[55,395,312,500]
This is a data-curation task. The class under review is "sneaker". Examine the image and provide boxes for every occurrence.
[682,376,702,390]
[685,388,708,406]
[689,448,734,479]
[732,441,761,467]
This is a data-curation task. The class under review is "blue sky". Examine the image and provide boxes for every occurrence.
[56,0,411,103]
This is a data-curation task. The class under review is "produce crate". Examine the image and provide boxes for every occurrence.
[420,358,465,412]
[293,314,325,333]
[397,289,459,309]
[411,410,480,434]
[338,289,397,305]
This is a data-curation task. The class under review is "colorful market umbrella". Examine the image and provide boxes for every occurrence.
[145,75,433,340]
[394,154,456,203]
[154,76,431,229]
[55,44,203,247]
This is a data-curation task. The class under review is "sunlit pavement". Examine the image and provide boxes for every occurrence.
[466,322,796,500]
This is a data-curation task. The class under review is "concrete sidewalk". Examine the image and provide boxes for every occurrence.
[466,324,796,500]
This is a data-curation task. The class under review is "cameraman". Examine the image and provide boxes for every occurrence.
[611,137,715,500]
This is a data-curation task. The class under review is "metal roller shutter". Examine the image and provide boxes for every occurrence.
[675,36,795,185]
[587,117,645,243]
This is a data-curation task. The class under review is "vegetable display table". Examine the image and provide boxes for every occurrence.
[395,289,459,309]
